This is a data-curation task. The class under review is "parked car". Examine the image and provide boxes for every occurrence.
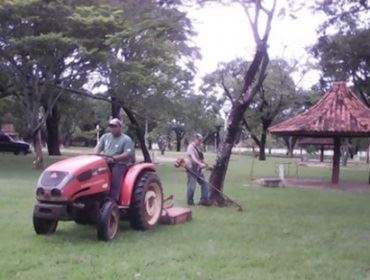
[0,132,31,155]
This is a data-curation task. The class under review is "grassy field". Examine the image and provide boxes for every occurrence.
[1,150,370,279]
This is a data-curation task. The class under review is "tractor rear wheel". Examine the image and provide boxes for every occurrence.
[33,215,58,235]
[129,171,163,231]
[97,200,119,241]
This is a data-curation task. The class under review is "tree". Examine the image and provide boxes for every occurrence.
[1,0,192,164]
[63,0,200,162]
[311,0,369,102]
[143,91,222,153]
[313,0,369,34]
[59,96,111,147]
[0,0,122,167]
[170,120,186,152]
[204,0,277,205]
[168,93,222,151]
[202,59,296,160]
[312,29,370,105]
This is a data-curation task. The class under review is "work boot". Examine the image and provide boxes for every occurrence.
[198,200,211,207]
[187,201,195,206]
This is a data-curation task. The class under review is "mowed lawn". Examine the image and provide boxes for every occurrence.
[1,150,370,280]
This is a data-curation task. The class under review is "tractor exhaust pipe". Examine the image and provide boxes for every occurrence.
[174,158,243,212]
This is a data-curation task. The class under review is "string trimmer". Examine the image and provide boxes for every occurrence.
[174,158,243,212]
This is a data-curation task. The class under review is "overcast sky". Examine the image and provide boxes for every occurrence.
[188,2,325,91]
[90,3,325,94]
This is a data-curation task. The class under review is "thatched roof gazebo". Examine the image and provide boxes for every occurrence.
[269,81,370,184]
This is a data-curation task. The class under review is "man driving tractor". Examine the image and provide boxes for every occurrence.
[94,118,135,202]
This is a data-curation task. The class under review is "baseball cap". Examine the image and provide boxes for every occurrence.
[192,133,203,141]
[108,118,122,127]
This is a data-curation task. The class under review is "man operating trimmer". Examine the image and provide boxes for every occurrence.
[94,118,135,202]
[185,133,211,206]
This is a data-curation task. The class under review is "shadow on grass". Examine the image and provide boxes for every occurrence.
[34,219,173,245]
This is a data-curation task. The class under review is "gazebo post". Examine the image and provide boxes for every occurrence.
[331,137,341,184]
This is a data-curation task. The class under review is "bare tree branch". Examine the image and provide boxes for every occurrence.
[243,1,261,43]
[55,85,111,103]
[261,0,277,42]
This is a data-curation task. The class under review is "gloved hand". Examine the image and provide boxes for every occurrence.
[200,163,208,169]
[107,157,115,164]
[206,165,214,171]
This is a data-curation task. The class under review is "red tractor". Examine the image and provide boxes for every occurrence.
[33,155,163,241]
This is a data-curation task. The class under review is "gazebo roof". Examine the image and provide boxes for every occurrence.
[269,82,370,137]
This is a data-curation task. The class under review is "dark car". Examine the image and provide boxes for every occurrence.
[0,132,31,155]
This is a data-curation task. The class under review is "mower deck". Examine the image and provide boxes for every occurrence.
[160,207,192,225]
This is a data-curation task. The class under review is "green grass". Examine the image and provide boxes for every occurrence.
[1,151,370,279]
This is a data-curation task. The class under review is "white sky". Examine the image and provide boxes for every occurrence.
[188,2,325,91]
[91,2,325,94]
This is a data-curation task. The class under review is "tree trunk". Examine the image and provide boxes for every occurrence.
[257,122,270,161]
[259,129,267,161]
[176,134,181,152]
[215,126,221,149]
[205,0,275,205]
[46,105,61,156]
[122,106,152,163]
[209,103,247,205]
[320,145,324,162]
[290,137,298,157]
[288,138,294,157]
[283,136,297,157]
[282,136,289,155]
[33,128,44,170]
[111,96,121,118]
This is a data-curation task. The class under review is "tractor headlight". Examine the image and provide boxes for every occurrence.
[51,188,62,197]
[36,187,45,196]
[37,171,74,193]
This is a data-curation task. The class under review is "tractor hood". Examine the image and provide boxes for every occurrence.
[36,155,110,202]
[46,155,107,175]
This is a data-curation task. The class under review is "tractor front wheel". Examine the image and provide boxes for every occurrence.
[33,215,58,235]
[97,200,120,241]
[129,172,163,231]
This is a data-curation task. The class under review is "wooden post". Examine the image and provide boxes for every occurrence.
[331,137,341,184]
[320,145,324,162]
